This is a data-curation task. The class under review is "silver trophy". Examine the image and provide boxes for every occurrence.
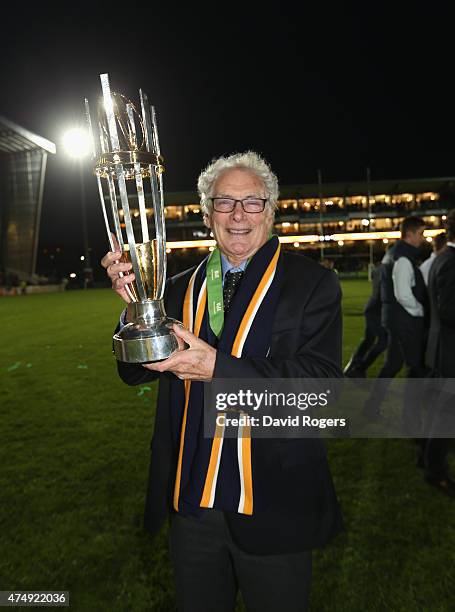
[85,73,180,363]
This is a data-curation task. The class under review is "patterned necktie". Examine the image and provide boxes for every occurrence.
[223,271,244,312]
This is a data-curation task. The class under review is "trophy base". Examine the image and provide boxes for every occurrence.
[113,299,181,363]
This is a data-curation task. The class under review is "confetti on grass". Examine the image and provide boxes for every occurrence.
[137,386,152,397]
[77,365,88,369]
[7,362,21,371]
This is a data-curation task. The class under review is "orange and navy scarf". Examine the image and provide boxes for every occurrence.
[171,236,283,517]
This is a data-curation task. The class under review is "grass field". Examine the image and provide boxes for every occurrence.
[0,281,453,611]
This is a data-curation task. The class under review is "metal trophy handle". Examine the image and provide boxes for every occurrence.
[85,73,180,363]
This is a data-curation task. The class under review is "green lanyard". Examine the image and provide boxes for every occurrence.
[206,248,224,338]
[205,234,275,338]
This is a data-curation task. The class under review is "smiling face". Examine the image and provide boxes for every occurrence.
[204,168,274,266]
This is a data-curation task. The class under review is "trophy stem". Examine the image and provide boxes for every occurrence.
[126,299,167,322]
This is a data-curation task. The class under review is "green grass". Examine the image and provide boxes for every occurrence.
[0,283,453,611]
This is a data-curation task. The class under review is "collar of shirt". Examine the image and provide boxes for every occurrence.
[446,242,455,249]
[220,253,247,284]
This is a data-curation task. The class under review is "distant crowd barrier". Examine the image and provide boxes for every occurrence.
[0,284,65,296]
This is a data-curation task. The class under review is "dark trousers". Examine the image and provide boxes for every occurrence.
[379,310,426,379]
[169,510,312,612]
[351,312,388,371]
[422,380,454,478]
[425,437,450,478]
[366,309,426,425]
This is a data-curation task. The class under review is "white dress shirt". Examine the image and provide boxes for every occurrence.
[419,251,436,287]
[221,254,247,281]
[392,256,424,317]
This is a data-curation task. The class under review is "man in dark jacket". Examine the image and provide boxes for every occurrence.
[344,259,388,377]
[423,211,455,497]
[364,217,428,423]
[102,152,343,612]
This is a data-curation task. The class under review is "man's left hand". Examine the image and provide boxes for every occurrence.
[143,324,216,381]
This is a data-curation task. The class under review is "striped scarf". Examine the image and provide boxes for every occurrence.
[171,236,283,516]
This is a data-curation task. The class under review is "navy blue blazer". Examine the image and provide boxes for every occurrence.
[117,251,344,554]
[426,245,455,377]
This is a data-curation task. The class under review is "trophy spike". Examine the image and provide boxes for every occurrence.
[126,101,149,244]
[94,181,131,311]
[100,74,120,151]
[86,90,135,302]
[150,105,161,156]
[86,97,115,252]
[149,104,166,293]
[134,164,150,244]
[84,98,97,159]
[95,176,115,251]
[100,73,147,303]
[106,176,124,249]
[125,103,137,150]
[139,89,166,299]
[139,88,153,152]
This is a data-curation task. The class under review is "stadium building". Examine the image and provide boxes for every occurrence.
[0,116,56,286]
[124,176,454,275]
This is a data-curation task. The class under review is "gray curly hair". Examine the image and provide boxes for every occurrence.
[197,151,279,216]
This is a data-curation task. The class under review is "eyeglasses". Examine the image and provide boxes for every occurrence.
[211,197,267,213]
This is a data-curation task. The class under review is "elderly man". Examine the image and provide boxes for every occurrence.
[102,152,343,612]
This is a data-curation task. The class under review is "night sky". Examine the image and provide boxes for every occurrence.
[1,3,454,276]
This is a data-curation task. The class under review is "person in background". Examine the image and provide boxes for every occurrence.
[364,216,428,423]
[422,211,455,497]
[344,256,388,377]
[419,231,446,286]
[321,258,338,274]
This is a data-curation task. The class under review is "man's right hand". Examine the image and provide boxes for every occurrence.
[100,235,135,304]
